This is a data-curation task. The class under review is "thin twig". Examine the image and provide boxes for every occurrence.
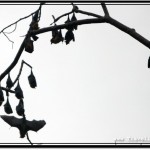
[3,32,14,49]
[12,60,32,87]
[0,2,44,34]
[50,11,73,25]
[50,9,103,25]
[1,87,15,93]
[26,132,33,145]
[0,12,35,34]
[76,9,103,18]
[101,2,110,17]
[4,23,17,34]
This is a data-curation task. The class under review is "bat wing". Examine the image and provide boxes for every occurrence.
[26,119,46,132]
[1,115,22,128]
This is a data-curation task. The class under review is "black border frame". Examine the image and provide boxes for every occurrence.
[1,1,150,148]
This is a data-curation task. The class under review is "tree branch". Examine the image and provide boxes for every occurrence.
[12,60,32,87]
[76,9,103,18]
[1,87,15,93]
[0,37,26,81]
[101,2,110,17]
[50,11,73,25]
[32,17,150,49]
[1,8,150,83]
[0,3,44,34]
[106,17,150,49]
[50,9,103,25]
[4,23,17,34]
[26,132,33,145]
[0,3,44,82]
[3,32,14,49]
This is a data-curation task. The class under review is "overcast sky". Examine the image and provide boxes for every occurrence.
[0,2,150,144]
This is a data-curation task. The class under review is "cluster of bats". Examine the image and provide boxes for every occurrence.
[0,5,79,139]
[0,67,45,138]
[51,13,77,45]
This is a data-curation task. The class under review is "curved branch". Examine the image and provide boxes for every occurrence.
[1,13,150,82]
[106,17,150,49]
[0,37,26,81]
[12,60,32,87]
[33,18,106,35]
[32,17,150,49]
[4,23,17,34]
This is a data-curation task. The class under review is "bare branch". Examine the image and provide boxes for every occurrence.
[0,13,34,34]
[0,37,26,81]
[0,3,44,82]
[1,9,150,83]
[32,17,150,50]
[12,60,32,87]
[1,87,15,94]
[34,18,106,36]
[26,132,33,145]
[101,2,110,17]
[3,32,14,49]
[0,3,44,34]
[50,9,103,26]
[76,9,103,18]
[4,23,17,34]
[50,11,73,25]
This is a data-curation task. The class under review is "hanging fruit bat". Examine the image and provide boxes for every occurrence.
[6,73,13,88]
[65,30,75,45]
[33,10,40,22]
[1,115,46,138]
[71,13,78,30]
[65,15,74,31]
[0,87,4,106]
[16,99,24,116]
[51,29,64,44]
[30,21,39,31]
[28,70,37,88]
[52,25,59,38]
[14,81,24,99]
[25,37,34,53]
[148,57,150,68]
[4,97,13,114]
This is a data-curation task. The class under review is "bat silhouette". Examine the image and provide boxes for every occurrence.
[14,81,24,99]
[65,30,75,45]
[28,70,37,88]
[0,87,4,106]
[1,115,46,138]
[71,13,78,30]
[6,73,13,88]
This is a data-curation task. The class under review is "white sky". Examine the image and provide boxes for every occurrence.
[0,2,150,144]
